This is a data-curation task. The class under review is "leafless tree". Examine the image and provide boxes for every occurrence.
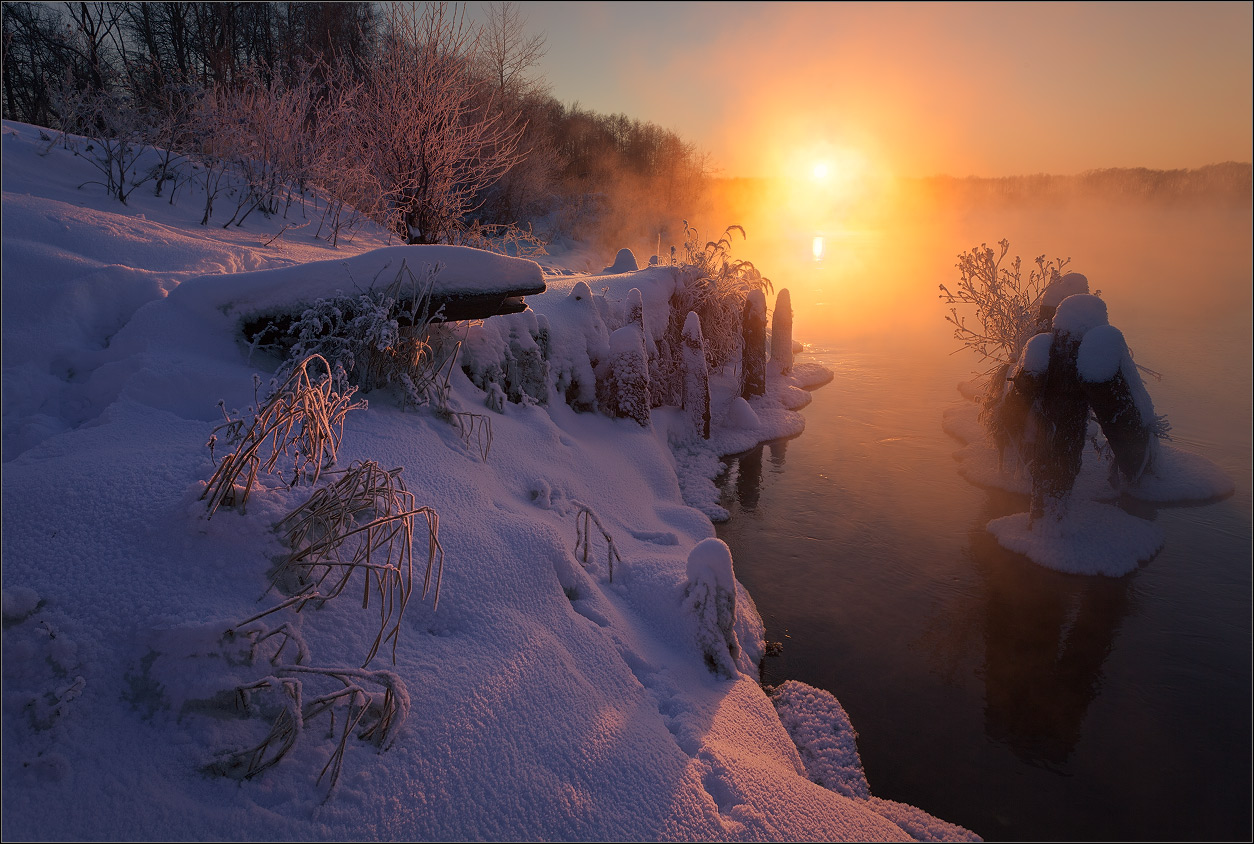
[356,2,524,244]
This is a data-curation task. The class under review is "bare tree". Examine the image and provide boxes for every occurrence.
[357,2,523,244]
[478,1,547,100]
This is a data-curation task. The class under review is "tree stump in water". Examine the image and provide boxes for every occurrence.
[771,288,793,374]
[1029,294,1109,523]
[740,289,767,399]
[1077,324,1155,483]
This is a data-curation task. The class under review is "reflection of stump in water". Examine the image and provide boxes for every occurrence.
[735,445,765,511]
[768,438,788,469]
[982,554,1134,765]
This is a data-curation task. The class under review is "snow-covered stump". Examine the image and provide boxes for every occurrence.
[770,288,793,375]
[683,538,740,679]
[681,312,711,440]
[505,315,550,406]
[1077,324,1156,483]
[1029,295,1109,523]
[560,281,607,412]
[740,288,767,399]
[1036,272,1090,330]
[604,324,651,426]
[998,332,1050,469]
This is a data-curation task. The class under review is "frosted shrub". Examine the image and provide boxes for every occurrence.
[265,460,443,667]
[940,239,1072,445]
[460,310,550,409]
[572,503,622,582]
[211,664,409,797]
[670,223,772,374]
[55,85,154,204]
[601,324,651,426]
[940,239,1070,371]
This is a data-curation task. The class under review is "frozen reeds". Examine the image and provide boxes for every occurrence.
[573,502,621,582]
[202,354,363,518]
[269,460,443,667]
[215,666,409,797]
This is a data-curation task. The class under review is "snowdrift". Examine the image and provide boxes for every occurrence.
[2,120,976,841]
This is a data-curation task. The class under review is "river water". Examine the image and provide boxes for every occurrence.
[713,199,1252,840]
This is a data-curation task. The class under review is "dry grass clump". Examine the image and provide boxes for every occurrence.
[267,460,443,667]
[573,502,621,583]
[202,354,363,518]
[672,222,772,373]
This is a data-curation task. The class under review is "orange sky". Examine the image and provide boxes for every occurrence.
[501,1,1253,179]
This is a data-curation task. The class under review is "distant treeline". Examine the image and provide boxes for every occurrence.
[0,1,707,250]
[911,163,1252,206]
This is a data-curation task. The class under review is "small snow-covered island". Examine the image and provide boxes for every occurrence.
[940,242,1233,576]
[1,118,976,841]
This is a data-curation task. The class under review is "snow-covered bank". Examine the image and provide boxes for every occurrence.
[2,120,975,841]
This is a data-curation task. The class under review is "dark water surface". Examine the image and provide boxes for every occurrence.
[715,202,1252,841]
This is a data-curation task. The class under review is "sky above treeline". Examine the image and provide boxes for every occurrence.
[469,1,1253,180]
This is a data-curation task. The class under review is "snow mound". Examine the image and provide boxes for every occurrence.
[1128,442,1235,502]
[1051,293,1108,338]
[987,501,1164,576]
[727,396,761,429]
[1076,324,1126,383]
[602,247,640,274]
[771,680,871,800]
[1041,272,1089,309]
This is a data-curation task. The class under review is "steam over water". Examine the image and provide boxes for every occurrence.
[714,198,1252,841]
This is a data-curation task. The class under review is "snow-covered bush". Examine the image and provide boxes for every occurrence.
[545,281,609,412]
[460,310,550,409]
[683,538,742,679]
[600,324,651,426]
[602,247,639,274]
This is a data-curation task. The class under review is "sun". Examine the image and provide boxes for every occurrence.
[811,161,831,181]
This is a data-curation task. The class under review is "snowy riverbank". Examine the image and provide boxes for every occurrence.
[2,119,976,841]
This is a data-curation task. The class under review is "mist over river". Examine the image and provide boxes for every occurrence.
[714,198,1252,840]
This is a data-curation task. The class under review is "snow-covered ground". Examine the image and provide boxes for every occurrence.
[2,120,977,841]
